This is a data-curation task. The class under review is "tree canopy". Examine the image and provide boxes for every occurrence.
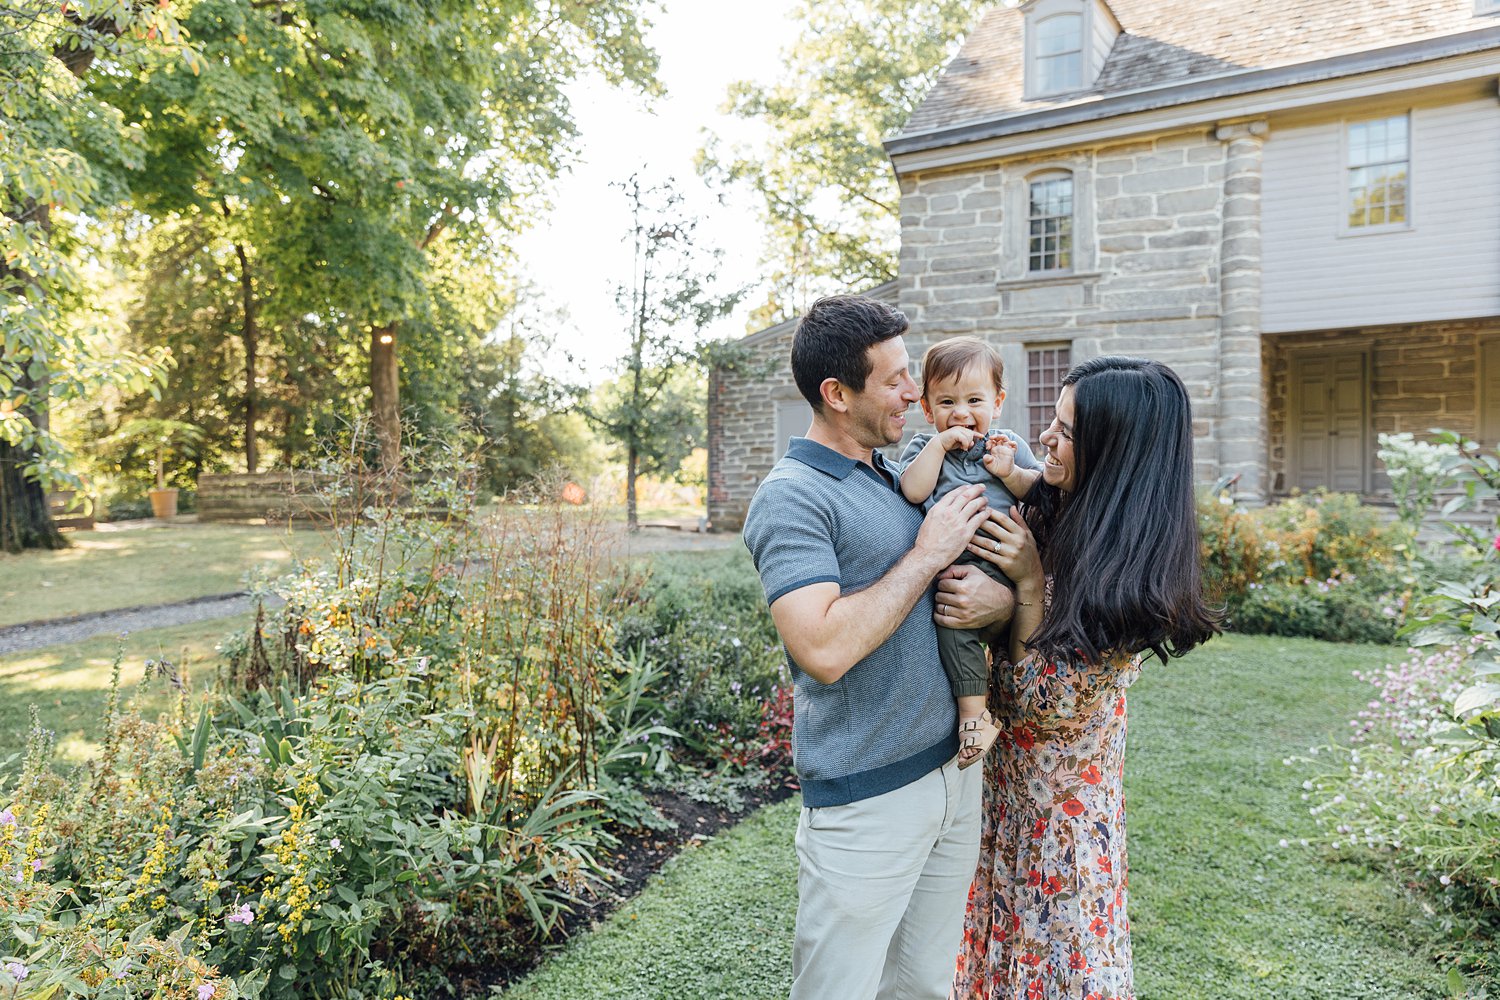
[699,0,983,329]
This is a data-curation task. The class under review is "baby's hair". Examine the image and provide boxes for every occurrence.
[920,336,1005,400]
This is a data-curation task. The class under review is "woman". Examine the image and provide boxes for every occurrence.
[947,356,1221,1000]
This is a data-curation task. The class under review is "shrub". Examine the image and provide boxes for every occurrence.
[1199,489,1412,644]
[1296,431,1500,974]
[613,548,787,768]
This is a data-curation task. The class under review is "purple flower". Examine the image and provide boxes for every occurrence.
[328,838,342,852]
[198,985,217,1000]
[4,962,27,982]
[227,903,255,925]
[0,808,14,827]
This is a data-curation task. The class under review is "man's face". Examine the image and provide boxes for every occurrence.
[844,337,920,448]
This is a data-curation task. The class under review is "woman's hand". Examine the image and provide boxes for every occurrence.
[968,506,1042,589]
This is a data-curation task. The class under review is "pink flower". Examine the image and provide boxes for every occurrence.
[1493,533,1500,552]
[227,903,255,925]
[4,962,27,982]
[198,985,216,1000]
[0,808,13,826]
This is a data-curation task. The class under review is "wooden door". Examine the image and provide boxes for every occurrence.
[1480,339,1500,446]
[1289,351,1368,493]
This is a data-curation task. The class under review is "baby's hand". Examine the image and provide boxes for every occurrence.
[939,426,977,451]
[983,436,1016,477]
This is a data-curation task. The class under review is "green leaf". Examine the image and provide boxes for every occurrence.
[1454,682,1500,717]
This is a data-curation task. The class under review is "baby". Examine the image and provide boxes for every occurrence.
[899,337,1043,769]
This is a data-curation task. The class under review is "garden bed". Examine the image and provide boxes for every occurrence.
[477,781,797,994]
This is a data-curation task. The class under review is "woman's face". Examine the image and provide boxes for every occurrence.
[1039,386,1078,492]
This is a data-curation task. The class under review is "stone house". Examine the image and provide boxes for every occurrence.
[708,0,1500,531]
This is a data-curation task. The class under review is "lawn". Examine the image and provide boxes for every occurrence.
[0,615,252,764]
[502,633,1471,1000]
[0,523,326,626]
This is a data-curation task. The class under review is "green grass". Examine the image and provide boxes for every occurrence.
[0,523,326,626]
[0,615,251,764]
[501,633,1473,999]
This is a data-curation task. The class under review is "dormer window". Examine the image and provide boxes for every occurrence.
[1023,0,1121,100]
[1034,14,1083,94]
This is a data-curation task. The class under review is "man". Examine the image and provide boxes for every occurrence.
[743,294,1016,999]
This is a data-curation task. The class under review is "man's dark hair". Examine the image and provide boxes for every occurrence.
[790,294,909,413]
[1020,356,1222,667]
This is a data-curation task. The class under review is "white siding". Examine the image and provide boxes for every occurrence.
[1262,96,1500,333]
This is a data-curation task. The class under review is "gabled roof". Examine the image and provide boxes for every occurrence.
[897,0,1495,143]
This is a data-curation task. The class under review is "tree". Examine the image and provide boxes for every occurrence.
[576,177,740,531]
[699,0,983,328]
[0,2,191,551]
[462,279,597,494]
[111,0,663,473]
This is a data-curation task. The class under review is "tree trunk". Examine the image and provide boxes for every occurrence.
[625,443,639,533]
[0,434,64,554]
[0,252,64,552]
[234,241,259,473]
[370,323,401,471]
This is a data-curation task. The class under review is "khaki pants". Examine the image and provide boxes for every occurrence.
[791,755,982,1000]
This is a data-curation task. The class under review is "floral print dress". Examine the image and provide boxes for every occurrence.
[951,646,1141,1000]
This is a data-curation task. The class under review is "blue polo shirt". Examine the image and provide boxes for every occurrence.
[743,437,957,807]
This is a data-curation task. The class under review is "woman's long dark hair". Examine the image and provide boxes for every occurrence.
[1020,356,1222,666]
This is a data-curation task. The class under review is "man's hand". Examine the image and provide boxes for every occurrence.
[933,564,1016,630]
[914,483,989,572]
[939,426,977,452]
[983,436,1016,478]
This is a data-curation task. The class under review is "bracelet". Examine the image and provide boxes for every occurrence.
[1016,600,1034,607]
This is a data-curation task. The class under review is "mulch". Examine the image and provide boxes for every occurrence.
[470,777,797,994]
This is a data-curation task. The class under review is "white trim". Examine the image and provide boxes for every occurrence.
[1477,0,1500,16]
[891,48,1499,173]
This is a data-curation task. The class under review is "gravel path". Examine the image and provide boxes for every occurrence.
[0,593,283,657]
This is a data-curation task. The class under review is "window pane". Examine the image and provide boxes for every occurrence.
[1028,174,1074,272]
[1036,14,1082,55]
[1347,114,1410,228]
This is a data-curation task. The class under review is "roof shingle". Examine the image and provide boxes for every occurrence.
[899,0,1491,139]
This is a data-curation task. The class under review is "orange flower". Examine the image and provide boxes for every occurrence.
[1043,876,1062,895]
[1068,950,1088,970]
[1060,798,1085,817]
[1089,917,1109,937]
[1081,763,1103,785]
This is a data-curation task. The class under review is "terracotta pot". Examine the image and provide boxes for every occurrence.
[148,487,179,520]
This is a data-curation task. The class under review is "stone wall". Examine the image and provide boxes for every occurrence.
[707,325,798,532]
[1263,319,1497,497]
[897,125,1262,490]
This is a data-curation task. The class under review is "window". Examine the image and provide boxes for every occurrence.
[1028,173,1074,273]
[1477,0,1500,15]
[1346,114,1409,229]
[1026,345,1071,446]
[1033,14,1083,94]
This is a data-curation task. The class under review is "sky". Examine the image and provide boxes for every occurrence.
[511,0,804,382]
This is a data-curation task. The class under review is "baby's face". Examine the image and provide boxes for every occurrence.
[920,362,1003,436]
